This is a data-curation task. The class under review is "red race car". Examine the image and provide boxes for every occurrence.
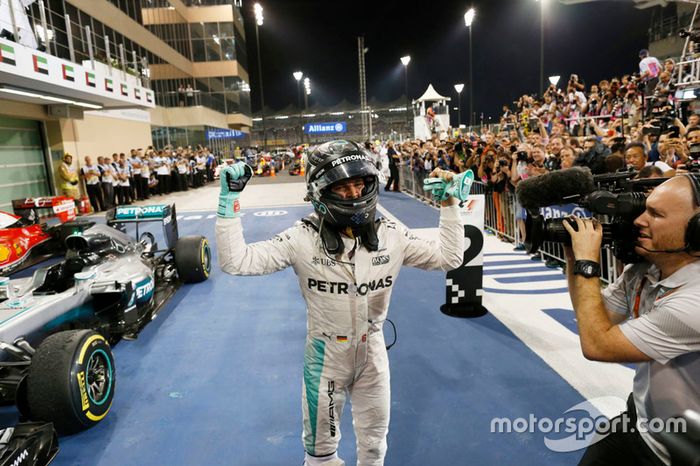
[0,211,53,275]
[1,196,83,276]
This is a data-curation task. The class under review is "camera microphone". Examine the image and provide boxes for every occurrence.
[516,167,596,210]
[634,243,690,254]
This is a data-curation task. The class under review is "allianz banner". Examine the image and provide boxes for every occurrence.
[304,122,347,134]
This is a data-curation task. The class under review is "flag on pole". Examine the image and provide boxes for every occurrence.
[105,78,114,92]
[121,83,128,96]
[146,92,153,103]
[0,44,16,66]
[134,88,141,99]
[33,55,49,75]
[62,64,75,82]
[85,71,96,87]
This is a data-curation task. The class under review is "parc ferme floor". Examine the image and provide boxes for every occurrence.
[8,175,633,465]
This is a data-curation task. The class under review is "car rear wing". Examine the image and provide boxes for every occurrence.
[12,196,78,225]
[106,204,179,250]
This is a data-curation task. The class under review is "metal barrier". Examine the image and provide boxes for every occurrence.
[396,165,623,285]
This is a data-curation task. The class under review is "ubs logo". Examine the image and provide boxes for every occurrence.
[312,256,336,267]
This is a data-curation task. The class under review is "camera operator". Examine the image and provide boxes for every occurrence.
[676,113,700,138]
[490,151,511,192]
[653,71,675,109]
[562,174,700,466]
[673,126,700,175]
[659,138,689,170]
[478,148,497,182]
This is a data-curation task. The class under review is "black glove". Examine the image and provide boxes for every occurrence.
[225,163,253,192]
[70,180,79,185]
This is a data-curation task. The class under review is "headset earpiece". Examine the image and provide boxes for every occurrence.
[685,174,700,252]
[687,212,700,251]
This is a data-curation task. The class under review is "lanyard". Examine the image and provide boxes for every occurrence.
[632,276,648,319]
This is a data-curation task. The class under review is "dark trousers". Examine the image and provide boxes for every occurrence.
[116,185,131,205]
[139,177,149,199]
[386,164,400,191]
[128,177,135,200]
[578,394,666,466]
[101,183,114,209]
[86,183,104,212]
[171,173,181,192]
[179,173,189,191]
[157,174,170,195]
[133,175,143,199]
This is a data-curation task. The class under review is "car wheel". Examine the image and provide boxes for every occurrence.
[26,330,115,435]
[174,235,211,283]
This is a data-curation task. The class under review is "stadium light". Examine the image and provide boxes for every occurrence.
[254,3,263,26]
[454,84,464,129]
[293,71,304,144]
[254,3,266,148]
[400,56,411,128]
[464,8,475,27]
[464,8,476,126]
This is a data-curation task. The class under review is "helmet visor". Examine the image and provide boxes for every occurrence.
[310,160,378,196]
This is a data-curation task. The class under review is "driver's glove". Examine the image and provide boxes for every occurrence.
[217,162,253,218]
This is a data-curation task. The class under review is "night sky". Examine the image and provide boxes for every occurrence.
[242,0,655,118]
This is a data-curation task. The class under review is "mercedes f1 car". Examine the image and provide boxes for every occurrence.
[0,203,210,438]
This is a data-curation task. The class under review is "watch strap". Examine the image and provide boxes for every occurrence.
[573,260,600,278]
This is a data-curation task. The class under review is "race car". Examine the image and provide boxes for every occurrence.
[0,203,210,436]
[0,197,86,276]
[0,212,54,276]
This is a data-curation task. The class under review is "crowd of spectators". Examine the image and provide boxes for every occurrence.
[359,49,700,267]
[70,145,218,213]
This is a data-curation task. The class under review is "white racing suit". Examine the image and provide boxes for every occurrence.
[216,205,463,465]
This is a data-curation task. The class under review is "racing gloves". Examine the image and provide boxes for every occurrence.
[217,162,253,218]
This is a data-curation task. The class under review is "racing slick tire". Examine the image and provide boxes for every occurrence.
[174,235,211,283]
[26,330,115,435]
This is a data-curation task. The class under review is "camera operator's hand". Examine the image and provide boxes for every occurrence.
[562,216,603,263]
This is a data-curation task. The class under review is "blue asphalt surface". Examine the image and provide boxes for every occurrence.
[24,193,586,465]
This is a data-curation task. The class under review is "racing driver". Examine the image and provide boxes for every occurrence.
[215,139,464,465]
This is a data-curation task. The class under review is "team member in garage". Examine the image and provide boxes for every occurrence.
[59,152,80,201]
[216,139,464,466]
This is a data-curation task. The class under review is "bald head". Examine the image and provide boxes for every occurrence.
[653,176,698,213]
[685,174,700,208]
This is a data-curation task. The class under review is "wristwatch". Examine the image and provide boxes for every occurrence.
[573,260,601,278]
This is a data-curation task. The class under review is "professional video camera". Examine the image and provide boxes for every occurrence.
[679,28,700,53]
[683,144,700,173]
[516,167,666,263]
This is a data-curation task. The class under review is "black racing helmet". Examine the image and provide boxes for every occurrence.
[305,140,379,228]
